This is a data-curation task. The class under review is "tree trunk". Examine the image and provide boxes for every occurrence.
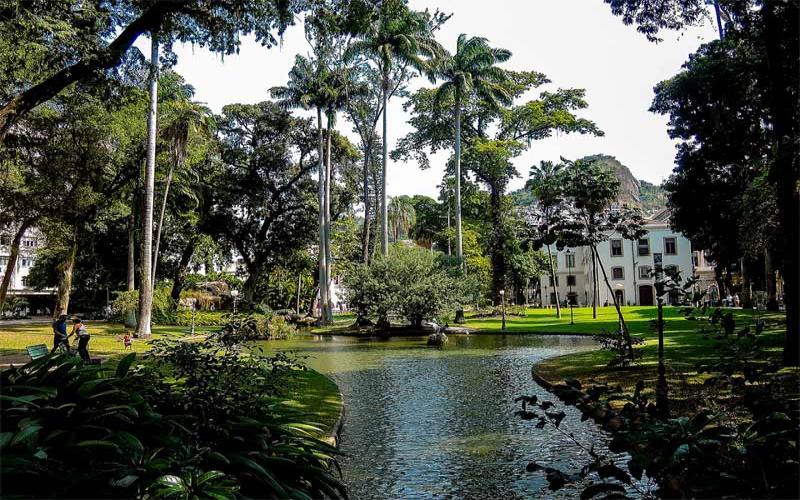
[361,140,372,264]
[489,187,506,305]
[127,212,135,292]
[296,273,302,315]
[324,111,334,323]
[380,74,389,257]
[545,244,561,318]
[136,32,158,338]
[0,3,169,141]
[125,211,137,328]
[591,246,598,319]
[170,236,196,303]
[0,221,32,311]
[593,245,634,359]
[454,87,464,267]
[765,249,779,311]
[151,162,174,285]
[55,231,78,317]
[762,2,799,366]
[316,108,331,324]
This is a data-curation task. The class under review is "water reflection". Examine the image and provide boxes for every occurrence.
[261,334,607,499]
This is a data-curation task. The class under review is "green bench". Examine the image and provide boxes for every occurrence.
[26,344,49,360]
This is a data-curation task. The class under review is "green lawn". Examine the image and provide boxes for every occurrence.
[0,321,217,364]
[522,306,790,412]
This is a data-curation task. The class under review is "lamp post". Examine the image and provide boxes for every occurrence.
[231,289,239,318]
[500,289,506,331]
[566,249,575,325]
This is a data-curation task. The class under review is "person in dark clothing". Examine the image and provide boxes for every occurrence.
[69,317,91,362]
[51,314,70,354]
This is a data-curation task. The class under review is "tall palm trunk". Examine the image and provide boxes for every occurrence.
[324,111,334,322]
[317,108,331,324]
[125,211,137,328]
[454,87,464,266]
[591,245,598,319]
[55,229,78,317]
[765,249,778,311]
[545,244,561,318]
[137,32,158,337]
[380,73,389,256]
[151,162,174,285]
[0,220,31,310]
[361,140,372,263]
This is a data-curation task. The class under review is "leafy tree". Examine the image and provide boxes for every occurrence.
[558,158,645,358]
[433,34,511,266]
[271,55,334,322]
[345,244,468,328]
[395,67,601,305]
[346,0,444,256]
[526,160,567,318]
[602,0,799,366]
[0,1,306,139]
[210,102,319,304]
[462,138,523,303]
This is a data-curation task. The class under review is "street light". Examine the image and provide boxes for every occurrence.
[566,249,575,325]
[499,289,506,331]
[231,289,239,317]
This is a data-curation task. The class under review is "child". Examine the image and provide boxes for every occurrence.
[123,333,132,350]
[69,317,91,362]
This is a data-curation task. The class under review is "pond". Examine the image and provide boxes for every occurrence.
[264,334,608,499]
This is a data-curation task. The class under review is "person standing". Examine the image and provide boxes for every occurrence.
[50,314,70,354]
[70,317,91,362]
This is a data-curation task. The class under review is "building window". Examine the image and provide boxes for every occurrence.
[638,265,652,279]
[0,236,9,246]
[0,257,6,267]
[664,237,677,255]
[23,239,35,247]
[548,276,559,287]
[610,239,623,257]
[21,277,29,287]
[549,292,557,305]
[612,267,624,280]
[566,275,576,286]
[665,264,679,276]
[565,253,575,269]
[637,238,650,256]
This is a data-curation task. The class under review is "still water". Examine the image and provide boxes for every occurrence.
[269,334,607,499]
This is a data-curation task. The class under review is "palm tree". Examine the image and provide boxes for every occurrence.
[137,32,159,338]
[271,55,334,323]
[434,34,511,268]
[529,160,564,319]
[388,195,416,242]
[347,2,442,256]
[152,98,213,287]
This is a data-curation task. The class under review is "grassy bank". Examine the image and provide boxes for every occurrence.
[529,307,788,412]
[278,369,343,439]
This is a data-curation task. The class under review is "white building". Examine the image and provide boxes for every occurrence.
[0,227,44,291]
[539,209,694,307]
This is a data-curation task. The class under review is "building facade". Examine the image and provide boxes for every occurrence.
[539,210,694,307]
[0,227,54,315]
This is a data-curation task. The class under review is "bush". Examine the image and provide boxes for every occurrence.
[344,244,470,327]
[110,286,177,325]
[1,320,345,499]
[174,310,230,327]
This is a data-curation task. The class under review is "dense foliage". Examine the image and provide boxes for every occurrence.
[1,321,343,499]
[344,244,470,328]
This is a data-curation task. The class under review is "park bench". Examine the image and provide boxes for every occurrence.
[26,344,49,360]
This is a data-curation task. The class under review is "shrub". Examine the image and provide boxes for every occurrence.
[1,321,345,499]
[344,244,470,327]
[110,286,177,325]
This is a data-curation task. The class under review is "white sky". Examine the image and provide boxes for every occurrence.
[136,0,716,198]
